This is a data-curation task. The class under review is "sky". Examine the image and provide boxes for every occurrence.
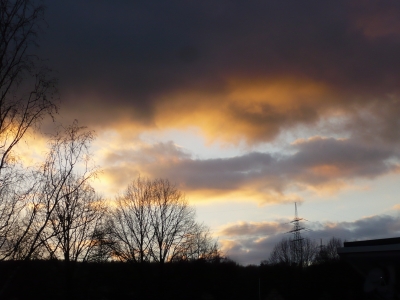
[20,0,400,265]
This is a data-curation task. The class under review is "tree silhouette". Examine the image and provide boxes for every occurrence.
[110,176,153,263]
[0,0,57,260]
[109,176,221,265]
[172,223,222,262]
[9,122,98,260]
[148,178,196,264]
[268,237,317,267]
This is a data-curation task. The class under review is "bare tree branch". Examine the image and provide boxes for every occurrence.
[8,122,98,260]
[0,0,58,260]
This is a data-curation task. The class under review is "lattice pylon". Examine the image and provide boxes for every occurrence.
[286,202,305,266]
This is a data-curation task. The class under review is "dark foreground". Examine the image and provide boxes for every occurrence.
[0,259,364,300]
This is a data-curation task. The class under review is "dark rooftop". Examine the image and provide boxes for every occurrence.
[344,237,400,248]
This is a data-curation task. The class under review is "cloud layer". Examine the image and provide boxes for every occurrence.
[39,0,400,145]
[100,136,398,202]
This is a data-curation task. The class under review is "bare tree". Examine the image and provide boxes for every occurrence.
[45,180,106,262]
[149,178,195,264]
[268,237,317,267]
[110,176,153,263]
[110,177,200,264]
[268,238,292,265]
[8,122,97,260]
[324,237,342,261]
[0,0,57,173]
[172,223,222,262]
[0,0,57,259]
[85,218,115,262]
[314,237,343,264]
[0,171,27,259]
[301,238,317,266]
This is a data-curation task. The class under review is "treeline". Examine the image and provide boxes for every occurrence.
[0,256,364,299]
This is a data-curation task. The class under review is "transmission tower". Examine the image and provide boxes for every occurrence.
[286,202,305,266]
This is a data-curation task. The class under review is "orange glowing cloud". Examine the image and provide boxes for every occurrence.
[13,130,49,167]
[219,221,291,237]
[310,165,342,178]
[184,187,303,206]
[154,77,333,144]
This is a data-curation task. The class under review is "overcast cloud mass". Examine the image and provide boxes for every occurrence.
[23,0,400,264]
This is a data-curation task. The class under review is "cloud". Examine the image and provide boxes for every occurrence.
[220,221,291,237]
[13,130,49,167]
[285,136,396,184]
[219,214,400,265]
[105,141,191,165]
[349,0,400,38]
[98,141,190,194]
[99,135,399,202]
[38,0,400,145]
[153,78,334,144]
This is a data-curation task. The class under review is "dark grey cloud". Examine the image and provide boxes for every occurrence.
[35,0,400,143]
[103,136,398,200]
[282,137,396,184]
[220,221,291,237]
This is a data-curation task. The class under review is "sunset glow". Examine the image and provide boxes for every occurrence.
[23,0,400,265]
